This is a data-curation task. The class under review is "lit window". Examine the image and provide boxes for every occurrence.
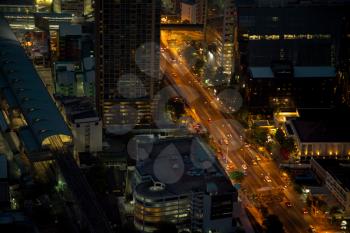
[272,16,279,22]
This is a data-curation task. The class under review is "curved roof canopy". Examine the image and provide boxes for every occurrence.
[0,17,71,146]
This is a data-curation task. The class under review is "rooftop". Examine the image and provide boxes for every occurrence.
[0,17,71,147]
[135,137,234,199]
[0,0,34,6]
[291,107,350,142]
[249,66,336,79]
[313,158,350,192]
[55,96,98,123]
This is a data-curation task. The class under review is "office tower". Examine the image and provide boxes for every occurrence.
[206,0,236,76]
[220,0,235,75]
[237,0,350,110]
[95,0,161,129]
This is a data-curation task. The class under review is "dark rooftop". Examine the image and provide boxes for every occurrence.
[55,96,98,123]
[291,107,350,142]
[313,159,350,192]
[0,17,71,145]
[0,0,34,5]
[135,137,234,198]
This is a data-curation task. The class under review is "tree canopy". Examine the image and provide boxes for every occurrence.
[229,170,245,183]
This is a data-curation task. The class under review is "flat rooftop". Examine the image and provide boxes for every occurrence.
[135,137,234,198]
[249,66,336,79]
[291,107,350,143]
[0,17,71,146]
[313,159,350,192]
[55,96,98,122]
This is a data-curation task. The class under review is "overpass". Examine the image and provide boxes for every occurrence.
[0,17,113,233]
[161,23,204,31]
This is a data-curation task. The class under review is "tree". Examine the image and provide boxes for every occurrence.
[203,64,215,85]
[229,170,245,183]
[275,128,296,155]
[293,184,303,194]
[212,66,227,86]
[167,98,185,120]
[251,126,268,146]
[263,215,285,233]
[282,137,297,154]
[275,128,286,145]
[194,58,205,75]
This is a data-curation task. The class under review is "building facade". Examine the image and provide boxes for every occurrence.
[206,0,236,76]
[237,1,350,110]
[245,64,337,109]
[95,0,161,129]
[311,158,350,215]
[181,1,196,23]
[284,108,350,158]
[132,137,237,233]
[53,0,85,16]
[181,0,207,24]
[56,97,102,155]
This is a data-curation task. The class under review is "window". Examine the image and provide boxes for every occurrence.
[272,16,279,22]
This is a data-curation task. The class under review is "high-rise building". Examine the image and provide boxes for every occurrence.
[237,0,350,110]
[95,0,161,129]
[206,0,236,76]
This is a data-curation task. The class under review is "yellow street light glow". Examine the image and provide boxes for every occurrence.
[35,0,52,5]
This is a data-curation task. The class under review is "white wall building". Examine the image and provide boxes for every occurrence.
[181,1,196,23]
[286,118,350,158]
[56,97,102,155]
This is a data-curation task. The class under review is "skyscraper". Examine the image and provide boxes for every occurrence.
[95,0,161,129]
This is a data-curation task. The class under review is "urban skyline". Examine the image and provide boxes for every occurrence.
[0,0,349,233]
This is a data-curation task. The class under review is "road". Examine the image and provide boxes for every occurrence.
[160,45,335,233]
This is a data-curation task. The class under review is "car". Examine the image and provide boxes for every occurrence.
[226,163,234,170]
[285,201,292,208]
[208,118,212,123]
[242,164,247,170]
[264,176,272,183]
[223,138,229,145]
[256,156,261,161]
[302,208,309,214]
[252,160,258,166]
